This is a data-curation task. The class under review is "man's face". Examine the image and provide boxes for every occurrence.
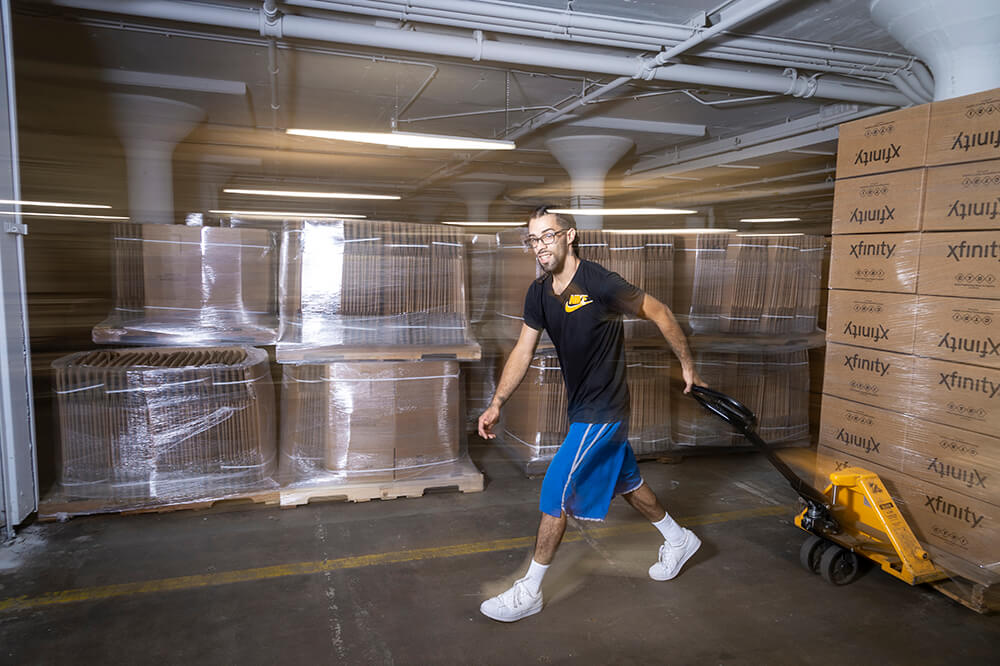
[527,214,574,273]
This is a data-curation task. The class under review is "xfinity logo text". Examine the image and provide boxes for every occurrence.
[855,144,901,166]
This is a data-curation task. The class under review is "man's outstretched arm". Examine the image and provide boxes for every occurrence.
[638,293,705,393]
[478,324,542,439]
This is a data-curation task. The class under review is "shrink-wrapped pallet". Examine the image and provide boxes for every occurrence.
[277,220,478,361]
[93,223,279,345]
[491,229,673,345]
[686,234,824,336]
[672,350,810,448]
[52,346,277,505]
[280,360,464,484]
[498,347,673,472]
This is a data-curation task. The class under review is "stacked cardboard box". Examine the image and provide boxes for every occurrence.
[277,220,477,359]
[280,360,462,483]
[822,88,1000,575]
[275,219,481,487]
[685,233,824,336]
[672,350,811,448]
[52,346,277,503]
[93,223,279,345]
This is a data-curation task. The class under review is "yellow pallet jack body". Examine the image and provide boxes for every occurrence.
[691,386,947,587]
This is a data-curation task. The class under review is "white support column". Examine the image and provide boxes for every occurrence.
[545,135,633,229]
[110,93,204,224]
[870,0,1000,100]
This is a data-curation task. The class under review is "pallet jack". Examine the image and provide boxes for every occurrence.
[690,386,949,587]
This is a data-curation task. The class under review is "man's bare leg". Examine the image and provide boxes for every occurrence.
[624,482,701,581]
[480,512,565,622]
[622,483,666,522]
[533,512,567,564]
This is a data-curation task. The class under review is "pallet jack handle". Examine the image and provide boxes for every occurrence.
[689,386,837,531]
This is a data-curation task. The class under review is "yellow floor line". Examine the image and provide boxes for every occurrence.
[0,503,794,613]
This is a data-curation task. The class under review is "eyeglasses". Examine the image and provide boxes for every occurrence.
[523,229,568,249]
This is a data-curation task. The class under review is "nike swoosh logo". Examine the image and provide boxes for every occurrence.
[565,298,593,313]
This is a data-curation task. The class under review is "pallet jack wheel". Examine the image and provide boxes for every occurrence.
[799,534,833,574]
[818,545,862,586]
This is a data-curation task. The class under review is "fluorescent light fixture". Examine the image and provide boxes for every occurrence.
[660,175,703,181]
[740,217,801,223]
[717,164,761,169]
[223,188,400,200]
[286,128,516,151]
[209,209,366,219]
[0,199,111,209]
[0,210,128,220]
[441,221,526,227]
[603,228,737,234]
[547,207,697,216]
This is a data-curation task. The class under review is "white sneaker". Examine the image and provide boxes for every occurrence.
[648,529,701,581]
[480,577,543,622]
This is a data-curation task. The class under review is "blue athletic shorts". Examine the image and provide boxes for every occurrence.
[539,421,644,522]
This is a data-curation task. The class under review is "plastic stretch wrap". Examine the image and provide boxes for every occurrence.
[52,346,277,504]
[499,347,673,471]
[686,233,824,335]
[93,223,279,345]
[492,229,674,344]
[280,360,464,484]
[922,158,1000,232]
[828,232,920,294]
[673,350,810,448]
[825,289,918,355]
[464,232,497,324]
[463,340,500,433]
[916,230,1000,300]
[277,220,477,360]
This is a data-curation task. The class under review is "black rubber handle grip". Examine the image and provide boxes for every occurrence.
[690,385,756,432]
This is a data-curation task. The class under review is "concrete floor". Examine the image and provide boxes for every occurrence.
[1,440,998,665]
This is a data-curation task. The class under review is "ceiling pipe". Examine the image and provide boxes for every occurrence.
[545,135,634,230]
[47,0,910,107]
[870,0,1000,100]
[287,0,920,75]
[109,93,204,224]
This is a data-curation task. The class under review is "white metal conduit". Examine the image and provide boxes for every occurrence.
[286,0,933,96]
[287,0,918,73]
[48,0,912,107]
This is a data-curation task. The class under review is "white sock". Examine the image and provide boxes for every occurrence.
[522,559,548,596]
[653,513,687,546]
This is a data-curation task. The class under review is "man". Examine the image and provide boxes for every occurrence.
[478,206,706,622]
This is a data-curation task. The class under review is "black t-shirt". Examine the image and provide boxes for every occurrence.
[522,259,644,424]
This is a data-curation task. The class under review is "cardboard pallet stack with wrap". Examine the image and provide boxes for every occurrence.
[43,223,282,517]
[670,232,823,450]
[275,219,483,499]
[490,229,676,473]
[820,88,1000,591]
[489,227,823,472]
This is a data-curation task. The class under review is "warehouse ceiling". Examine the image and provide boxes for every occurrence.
[11,0,928,231]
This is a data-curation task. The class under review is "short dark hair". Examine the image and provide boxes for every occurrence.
[528,205,578,255]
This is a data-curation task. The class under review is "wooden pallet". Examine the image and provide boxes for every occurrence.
[930,577,999,614]
[279,459,484,507]
[275,342,481,363]
[37,488,281,522]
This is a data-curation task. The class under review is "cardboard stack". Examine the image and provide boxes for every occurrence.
[275,219,481,488]
[686,233,824,336]
[277,220,477,359]
[821,88,1000,577]
[51,346,276,504]
[281,361,462,483]
[93,223,279,345]
[672,350,811,448]
[499,347,673,472]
